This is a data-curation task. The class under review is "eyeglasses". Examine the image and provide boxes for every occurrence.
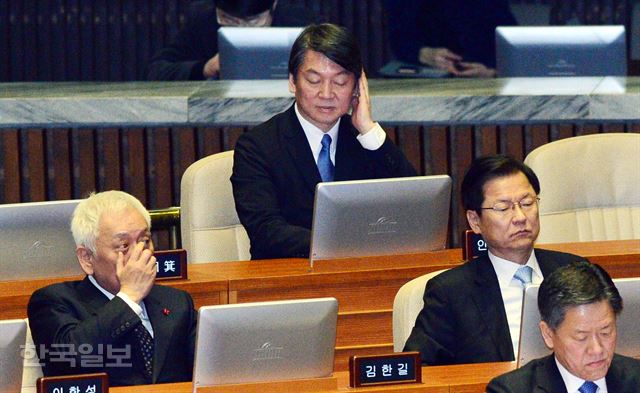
[216,7,273,27]
[481,197,540,213]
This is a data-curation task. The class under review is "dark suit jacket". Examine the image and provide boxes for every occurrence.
[231,104,417,260]
[146,0,315,80]
[27,276,196,386]
[403,249,583,365]
[486,354,640,392]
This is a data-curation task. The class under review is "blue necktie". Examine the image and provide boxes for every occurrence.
[318,134,334,182]
[513,265,533,288]
[579,381,598,393]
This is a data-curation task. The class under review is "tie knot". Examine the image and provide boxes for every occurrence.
[513,265,533,287]
[321,134,332,148]
[579,381,598,393]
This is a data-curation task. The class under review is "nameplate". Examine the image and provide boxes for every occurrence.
[154,249,188,280]
[349,352,421,387]
[37,372,108,393]
[463,229,488,261]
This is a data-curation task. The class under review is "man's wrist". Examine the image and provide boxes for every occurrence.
[116,291,143,315]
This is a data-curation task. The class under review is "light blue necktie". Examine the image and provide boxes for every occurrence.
[578,381,598,393]
[513,265,533,288]
[318,134,334,182]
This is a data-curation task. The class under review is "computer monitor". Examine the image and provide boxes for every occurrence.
[309,175,452,264]
[218,27,304,80]
[517,277,640,367]
[0,319,27,393]
[496,25,627,77]
[0,200,80,280]
[192,297,337,389]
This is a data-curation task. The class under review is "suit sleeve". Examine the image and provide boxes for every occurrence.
[364,135,418,178]
[402,277,456,365]
[231,132,311,259]
[485,377,515,393]
[27,286,143,375]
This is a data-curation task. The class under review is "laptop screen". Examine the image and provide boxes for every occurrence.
[310,175,451,264]
[192,297,337,389]
[0,200,80,280]
[0,319,27,392]
[218,27,304,80]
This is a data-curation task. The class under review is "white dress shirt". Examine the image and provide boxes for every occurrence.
[488,250,543,357]
[556,357,607,393]
[87,275,154,337]
[294,103,386,166]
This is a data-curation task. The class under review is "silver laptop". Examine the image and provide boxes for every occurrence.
[0,319,27,393]
[309,175,451,264]
[192,297,338,390]
[218,27,303,79]
[517,277,640,367]
[0,200,80,280]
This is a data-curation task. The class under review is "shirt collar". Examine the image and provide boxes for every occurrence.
[488,249,543,287]
[555,357,606,393]
[294,103,339,161]
[87,274,116,300]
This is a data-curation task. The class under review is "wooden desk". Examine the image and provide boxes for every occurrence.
[2,240,638,371]
[109,362,516,393]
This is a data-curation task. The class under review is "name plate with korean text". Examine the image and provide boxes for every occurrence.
[154,249,187,280]
[37,372,108,393]
[463,229,488,261]
[349,352,421,387]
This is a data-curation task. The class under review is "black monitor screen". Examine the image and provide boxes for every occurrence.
[496,25,627,77]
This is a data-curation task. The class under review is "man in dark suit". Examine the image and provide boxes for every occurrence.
[487,261,640,392]
[147,0,315,80]
[28,191,196,386]
[231,23,417,260]
[404,155,583,365]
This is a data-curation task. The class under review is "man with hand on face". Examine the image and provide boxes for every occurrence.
[404,155,583,365]
[146,0,314,80]
[28,191,196,386]
[231,23,417,260]
[487,261,640,392]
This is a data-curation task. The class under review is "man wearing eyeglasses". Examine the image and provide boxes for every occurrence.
[404,154,584,365]
[147,0,314,80]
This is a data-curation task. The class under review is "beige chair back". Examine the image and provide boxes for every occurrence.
[22,319,43,393]
[392,269,447,352]
[180,151,250,262]
[524,133,640,243]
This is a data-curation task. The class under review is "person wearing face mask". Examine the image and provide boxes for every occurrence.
[146,0,315,80]
[27,191,196,386]
[230,23,417,260]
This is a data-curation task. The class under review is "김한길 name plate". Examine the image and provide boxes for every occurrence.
[349,352,421,387]
[37,372,108,393]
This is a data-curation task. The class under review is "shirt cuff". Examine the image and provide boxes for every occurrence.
[356,122,386,150]
[116,292,143,316]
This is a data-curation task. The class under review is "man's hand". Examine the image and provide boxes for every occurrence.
[350,71,376,135]
[117,242,157,304]
[419,47,462,71]
[203,53,220,78]
[450,62,496,78]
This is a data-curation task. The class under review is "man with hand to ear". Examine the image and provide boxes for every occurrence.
[28,191,196,386]
[231,23,417,260]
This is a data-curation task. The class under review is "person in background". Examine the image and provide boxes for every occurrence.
[28,190,196,386]
[147,0,315,80]
[231,23,417,260]
[487,261,640,392]
[384,0,517,77]
[404,155,583,365]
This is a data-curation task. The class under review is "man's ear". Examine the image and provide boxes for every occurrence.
[466,210,482,234]
[76,246,94,275]
[288,73,296,94]
[539,321,555,350]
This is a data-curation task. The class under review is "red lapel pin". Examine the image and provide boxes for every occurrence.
[163,308,171,316]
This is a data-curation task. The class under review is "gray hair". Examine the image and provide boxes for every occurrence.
[71,190,151,253]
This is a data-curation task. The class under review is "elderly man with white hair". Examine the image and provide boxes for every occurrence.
[28,190,196,386]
